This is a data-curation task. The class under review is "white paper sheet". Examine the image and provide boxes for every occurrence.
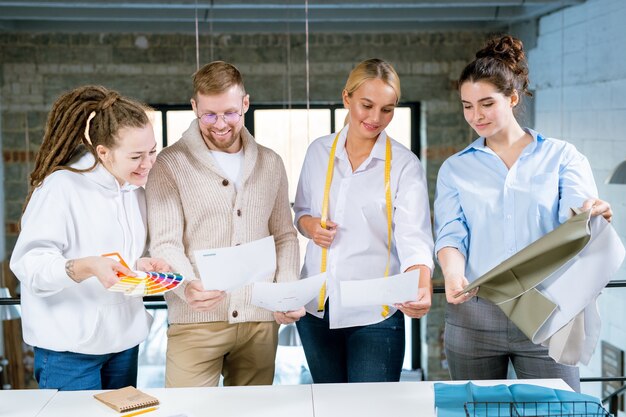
[340,269,420,307]
[251,272,327,312]
[194,236,276,292]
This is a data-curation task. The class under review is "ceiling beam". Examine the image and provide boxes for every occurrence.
[0,0,587,33]
[0,0,586,11]
[4,19,513,33]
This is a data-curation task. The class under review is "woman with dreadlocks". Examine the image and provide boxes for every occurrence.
[10,85,170,391]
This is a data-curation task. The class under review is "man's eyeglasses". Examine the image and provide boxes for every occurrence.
[197,97,244,126]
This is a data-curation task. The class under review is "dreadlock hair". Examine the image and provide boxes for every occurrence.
[24,85,151,211]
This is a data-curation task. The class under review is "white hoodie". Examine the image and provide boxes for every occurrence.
[10,152,152,354]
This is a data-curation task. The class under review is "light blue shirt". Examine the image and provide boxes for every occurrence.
[434,128,598,282]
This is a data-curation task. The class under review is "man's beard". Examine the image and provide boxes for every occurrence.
[202,127,240,151]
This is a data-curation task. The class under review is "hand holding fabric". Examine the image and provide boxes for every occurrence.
[444,274,478,304]
[437,247,478,304]
[582,198,612,222]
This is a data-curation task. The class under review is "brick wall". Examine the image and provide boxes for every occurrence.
[0,30,490,381]
[529,0,626,398]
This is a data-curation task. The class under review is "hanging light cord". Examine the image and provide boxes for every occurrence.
[287,8,292,111]
[194,0,199,71]
[305,0,310,142]
[209,0,214,62]
[286,2,293,163]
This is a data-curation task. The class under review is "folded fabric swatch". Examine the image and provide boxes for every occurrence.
[468,383,514,417]
[435,382,513,417]
[459,210,625,365]
[434,382,606,417]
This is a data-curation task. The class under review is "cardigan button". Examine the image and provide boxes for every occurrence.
[222,179,229,186]
[236,209,242,217]
[232,310,238,318]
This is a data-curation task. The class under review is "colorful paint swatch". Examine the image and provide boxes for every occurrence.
[143,271,185,294]
[110,271,185,296]
[102,252,184,296]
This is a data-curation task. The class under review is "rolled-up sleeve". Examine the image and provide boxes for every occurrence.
[293,146,314,236]
[557,145,598,224]
[393,156,435,273]
[434,161,469,261]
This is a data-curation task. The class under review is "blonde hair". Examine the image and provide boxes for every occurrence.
[344,58,401,103]
[192,61,246,98]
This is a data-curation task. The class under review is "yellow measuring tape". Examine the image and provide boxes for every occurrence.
[317,130,393,318]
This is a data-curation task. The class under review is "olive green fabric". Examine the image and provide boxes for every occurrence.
[459,210,591,340]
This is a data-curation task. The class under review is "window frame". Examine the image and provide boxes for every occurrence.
[151,102,422,158]
[245,102,421,157]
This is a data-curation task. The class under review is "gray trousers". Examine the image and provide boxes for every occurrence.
[444,296,580,392]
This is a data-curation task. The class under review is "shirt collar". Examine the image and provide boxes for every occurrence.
[370,130,389,161]
[458,127,545,156]
[521,128,545,156]
[333,125,388,162]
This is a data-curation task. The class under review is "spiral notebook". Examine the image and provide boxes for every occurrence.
[93,386,159,412]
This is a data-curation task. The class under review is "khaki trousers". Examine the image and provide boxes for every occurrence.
[165,321,279,387]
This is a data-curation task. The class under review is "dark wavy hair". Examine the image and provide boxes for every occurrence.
[459,35,532,102]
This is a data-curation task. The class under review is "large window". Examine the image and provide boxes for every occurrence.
[250,105,417,202]
[151,103,420,203]
[146,104,195,152]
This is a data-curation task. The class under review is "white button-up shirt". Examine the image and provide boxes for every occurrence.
[294,127,434,328]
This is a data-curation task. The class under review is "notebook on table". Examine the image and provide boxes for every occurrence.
[93,386,159,413]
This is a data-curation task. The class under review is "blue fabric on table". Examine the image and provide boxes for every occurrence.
[434,382,605,417]
[434,382,472,417]
[556,390,606,416]
[434,382,514,417]
[469,383,514,417]
[509,384,560,416]
[509,384,603,416]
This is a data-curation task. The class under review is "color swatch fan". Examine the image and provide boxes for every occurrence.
[110,270,184,296]
[103,252,184,296]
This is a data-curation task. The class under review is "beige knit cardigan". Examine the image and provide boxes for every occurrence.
[145,120,299,324]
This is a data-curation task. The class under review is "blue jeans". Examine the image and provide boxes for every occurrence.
[296,309,405,383]
[34,346,139,391]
